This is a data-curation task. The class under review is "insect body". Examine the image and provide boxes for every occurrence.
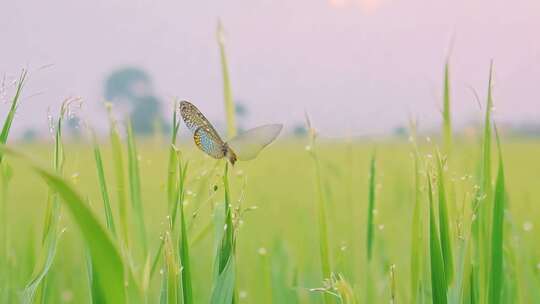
[179,100,282,165]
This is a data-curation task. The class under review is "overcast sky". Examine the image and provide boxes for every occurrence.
[1,0,539,138]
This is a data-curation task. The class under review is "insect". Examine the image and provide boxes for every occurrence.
[179,100,282,165]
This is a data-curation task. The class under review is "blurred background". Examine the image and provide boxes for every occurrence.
[0,0,539,140]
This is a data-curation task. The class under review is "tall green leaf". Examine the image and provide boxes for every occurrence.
[436,153,454,284]
[305,113,332,304]
[366,152,376,262]
[178,160,193,304]
[216,21,237,138]
[487,128,506,304]
[151,105,182,277]
[106,105,130,250]
[442,61,452,154]
[428,173,447,304]
[92,134,116,234]
[127,121,148,258]
[210,163,236,304]
[409,121,425,304]
[1,147,130,303]
[0,70,26,163]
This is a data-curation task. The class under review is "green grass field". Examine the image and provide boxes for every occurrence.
[2,135,540,303]
[1,61,540,303]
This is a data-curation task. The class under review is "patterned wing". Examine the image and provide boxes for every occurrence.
[179,100,220,135]
[227,124,282,161]
[194,126,226,159]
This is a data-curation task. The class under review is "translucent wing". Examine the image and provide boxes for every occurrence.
[194,126,226,159]
[227,124,283,161]
[179,100,221,136]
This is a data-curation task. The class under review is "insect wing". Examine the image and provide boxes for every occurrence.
[227,124,282,161]
[194,126,226,159]
[180,100,217,134]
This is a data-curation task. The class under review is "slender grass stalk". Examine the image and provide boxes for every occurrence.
[436,152,454,285]
[0,70,23,302]
[21,225,61,304]
[428,172,447,304]
[210,163,236,304]
[127,120,148,259]
[164,230,179,304]
[442,61,452,154]
[390,264,397,304]
[0,70,26,163]
[487,127,506,304]
[168,102,181,213]
[313,151,332,304]
[409,120,425,304]
[25,98,76,303]
[472,61,495,303]
[0,163,12,303]
[217,20,237,138]
[305,113,332,304]
[106,104,130,250]
[178,157,193,304]
[92,133,116,234]
[366,152,376,262]
[151,104,182,276]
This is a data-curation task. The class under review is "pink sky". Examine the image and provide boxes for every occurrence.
[1,0,539,137]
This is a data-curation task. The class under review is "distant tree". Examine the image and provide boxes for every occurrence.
[393,125,408,138]
[293,124,307,137]
[22,128,38,143]
[104,67,167,135]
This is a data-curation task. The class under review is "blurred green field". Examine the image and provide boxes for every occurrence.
[2,137,540,303]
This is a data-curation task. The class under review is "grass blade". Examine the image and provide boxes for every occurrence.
[210,163,236,303]
[0,70,27,163]
[428,172,447,304]
[106,104,130,250]
[178,160,193,304]
[0,162,12,303]
[305,113,332,304]
[472,61,495,303]
[487,127,506,304]
[21,226,61,304]
[216,21,237,138]
[92,133,116,235]
[409,121,425,304]
[366,152,376,262]
[127,120,148,259]
[436,153,454,284]
[1,147,129,303]
[164,230,179,304]
[210,256,236,304]
[442,61,452,154]
[151,105,182,277]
